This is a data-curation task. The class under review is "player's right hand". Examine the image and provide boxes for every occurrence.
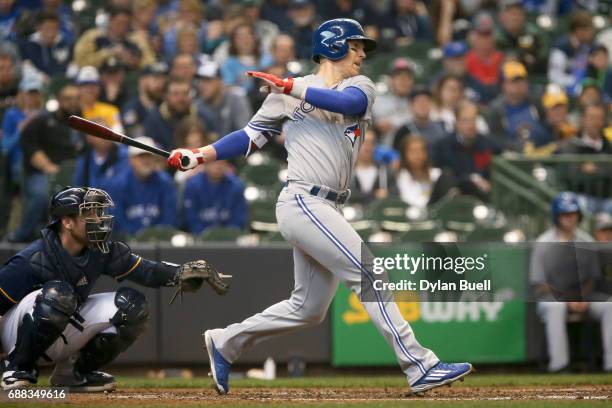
[167,148,203,171]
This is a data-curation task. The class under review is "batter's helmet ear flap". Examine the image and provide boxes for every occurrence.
[551,191,582,226]
[312,18,377,63]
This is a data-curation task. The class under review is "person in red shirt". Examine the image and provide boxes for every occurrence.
[465,12,504,103]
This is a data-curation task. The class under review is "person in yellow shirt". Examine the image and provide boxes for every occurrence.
[76,66,124,135]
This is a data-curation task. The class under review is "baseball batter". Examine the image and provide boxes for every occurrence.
[167,18,473,394]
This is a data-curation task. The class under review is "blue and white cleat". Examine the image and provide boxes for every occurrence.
[203,330,231,394]
[410,362,474,393]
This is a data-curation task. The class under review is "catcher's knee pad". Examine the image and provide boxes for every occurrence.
[8,281,78,369]
[110,287,149,343]
[33,280,79,339]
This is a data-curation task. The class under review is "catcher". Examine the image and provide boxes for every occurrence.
[0,186,228,392]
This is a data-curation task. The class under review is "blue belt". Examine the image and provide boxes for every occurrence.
[284,181,350,204]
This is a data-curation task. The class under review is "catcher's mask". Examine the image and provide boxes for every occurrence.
[49,187,115,253]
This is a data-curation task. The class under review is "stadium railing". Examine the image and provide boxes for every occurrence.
[491,153,612,238]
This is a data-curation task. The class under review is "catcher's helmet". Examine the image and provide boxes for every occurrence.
[551,191,581,225]
[48,186,115,253]
[312,18,376,63]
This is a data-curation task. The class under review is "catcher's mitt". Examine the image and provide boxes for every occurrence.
[169,260,231,304]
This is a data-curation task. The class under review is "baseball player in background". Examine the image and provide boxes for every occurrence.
[168,18,473,394]
[0,187,228,391]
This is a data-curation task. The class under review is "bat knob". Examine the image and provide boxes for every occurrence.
[180,156,191,169]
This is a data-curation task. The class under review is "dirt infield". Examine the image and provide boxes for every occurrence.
[58,384,611,405]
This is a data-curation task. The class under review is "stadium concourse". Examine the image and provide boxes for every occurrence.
[0,0,611,403]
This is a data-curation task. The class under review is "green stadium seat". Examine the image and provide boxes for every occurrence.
[260,231,286,242]
[132,226,185,243]
[198,227,245,242]
[464,225,511,242]
[431,195,488,232]
[240,160,283,187]
[366,198,413,231]
[249,199,278,232]
[394,221,444,243]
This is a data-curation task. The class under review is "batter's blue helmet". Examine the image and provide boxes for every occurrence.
[551,191,582,225]
[312,18,377,63]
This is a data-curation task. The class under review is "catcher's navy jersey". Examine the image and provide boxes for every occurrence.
[0,228,175,314]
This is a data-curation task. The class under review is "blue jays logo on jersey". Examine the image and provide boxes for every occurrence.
[344,123,361,147]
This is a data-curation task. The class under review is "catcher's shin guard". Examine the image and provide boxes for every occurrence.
[76,287,149,373]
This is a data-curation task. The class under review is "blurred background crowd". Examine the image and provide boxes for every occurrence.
[0,0,611,246]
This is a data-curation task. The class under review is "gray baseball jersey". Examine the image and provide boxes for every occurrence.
[244,74,376,190]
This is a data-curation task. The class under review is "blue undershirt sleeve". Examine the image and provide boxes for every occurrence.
[304,86,368,116]
[211,129,250,160]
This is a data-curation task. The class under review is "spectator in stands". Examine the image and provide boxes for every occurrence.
[465,12,504,104]
[144,76,203,151]
[1,73,44,236]
[173,117,209,185]
[570,78,605,125]
[261,0,291,32]
[0,43,19,121]
[558,103,612,214]
[99,57,129,109]
[19,11,72,80]
[16,0,76,45]
[131,0,160,57]
[2,73,44,185]
[108,136,177,236]
[530,192,612,373]
[74,122,130,190]
[77,66,124,135]
[241,0,280,57]
[220,23,273,91]
[73,6,150,69]
[122,61,167,137]
[286,0,318,61]
[431,73,489,135]
[181,159,247,235]
[393,85,446,152]
[486,61,549,152]
[5,83,80,242]
[378,0,435,45]
[548,10,595,97]
[269,34,297,73]
[538,85,577,153]
[495,0,548,75]
[594,212,612,242]
[585,44,612,101]
[161,0,206,62]
[373,58,414,146]
[432,0,483,46]
[195,61,252,139]
[349,128,389,205]
[170,53,198,86]
[432,100,499,201]
[395,134,456,210]
[0,0,18,42]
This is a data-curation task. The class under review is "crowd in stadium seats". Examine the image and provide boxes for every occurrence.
[0,0,611,243]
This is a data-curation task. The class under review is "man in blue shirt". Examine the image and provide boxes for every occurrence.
[106,137,177,235]
[486,61,549,152]
[74,126,130,191]
[182,160,247,234]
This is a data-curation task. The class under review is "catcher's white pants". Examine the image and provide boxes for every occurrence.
[0,290,118,368]
[210,184,438,383]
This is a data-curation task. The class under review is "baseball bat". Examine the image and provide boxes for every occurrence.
[68,115,190,167]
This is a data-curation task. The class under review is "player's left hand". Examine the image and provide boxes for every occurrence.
[247,71,307,99]
[169,260,231,304]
